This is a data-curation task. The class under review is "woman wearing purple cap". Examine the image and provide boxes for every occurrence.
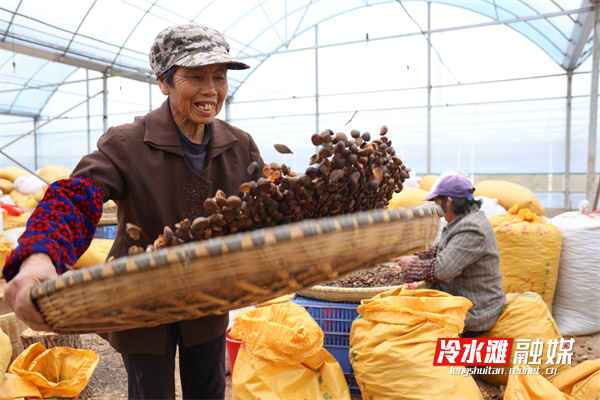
[397,174,505,337]
[3,24,264,399]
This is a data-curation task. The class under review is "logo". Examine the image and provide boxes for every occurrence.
[434,338,513,366]
[434,338,575,376]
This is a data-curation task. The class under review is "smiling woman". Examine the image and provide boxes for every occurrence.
[2,23,265,400]
[157,65,229,144]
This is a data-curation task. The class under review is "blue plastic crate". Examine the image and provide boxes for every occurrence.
[95,224,118,239]
[291,295,361,395]
[292,295,358,346]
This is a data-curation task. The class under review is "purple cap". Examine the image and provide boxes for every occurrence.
[423,174,474,201]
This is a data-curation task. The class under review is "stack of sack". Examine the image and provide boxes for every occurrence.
[489,205,562,311]
[1,164,72,231]
[387,170,433,209]
[474,179,546,217]
[0,166,46,211]
[387,186,429,209]
[390,172,509,218]
[548,200,600,336]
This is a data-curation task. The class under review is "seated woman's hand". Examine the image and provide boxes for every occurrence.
[394,255,418,272]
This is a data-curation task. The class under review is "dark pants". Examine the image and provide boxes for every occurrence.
[121,324,226,400]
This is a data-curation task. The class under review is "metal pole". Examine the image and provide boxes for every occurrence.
[103,72,108,133]
[565,70,572,210]
[86,69,91,154]
[225,97,230,123]
[33,117,38,170]
[149,82,153,113]
[0,152,48,184]
[315,25,320,135]
[427,1,432,174]
[587,4,599,204]
[0,91,103,151]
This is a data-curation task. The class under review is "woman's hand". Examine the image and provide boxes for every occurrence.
[395,255,418,272]
[4,253,57,331]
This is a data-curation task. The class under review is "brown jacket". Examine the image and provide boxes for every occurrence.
[72,99,264,354]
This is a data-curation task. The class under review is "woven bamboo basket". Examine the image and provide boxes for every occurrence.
[297,280,433,302]
[31,206,442,334]
[0,312,29,363]
[0,293,13,315]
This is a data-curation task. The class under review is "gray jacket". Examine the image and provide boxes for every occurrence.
[432,204,505,332]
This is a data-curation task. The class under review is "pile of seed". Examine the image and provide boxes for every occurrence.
[127,125,411,253]
[321,263,407,288]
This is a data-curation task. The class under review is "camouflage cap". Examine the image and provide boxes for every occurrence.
[149,24,250,78]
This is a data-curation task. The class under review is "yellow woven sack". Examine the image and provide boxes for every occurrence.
[387,186,429,208]
[0,328,11,380]
[551,359,600,400]
[229,302,350,400]
[417,174,438,192]
[33,188,46,202]
[8,190,25,204]
[14,195,38,211]
[0,373,42,399]
[0,250,9,271]
[504,359,599,400]
[0,178,14,194]
[478,292,569,386]
[73,238,114,269]
[0,235,13,270]
[2,212,30,231]
[489,205,562,309]
[0,167,28,183]
[504,365,571,400]
[35,164,71,184]
[474,180,545,216]
[350,287,483,400]
[8,342,98,398]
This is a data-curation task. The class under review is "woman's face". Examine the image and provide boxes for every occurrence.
[159,64,228,129]
[434,196,456,222]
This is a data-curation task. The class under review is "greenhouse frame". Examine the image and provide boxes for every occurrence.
[0,0,599,215]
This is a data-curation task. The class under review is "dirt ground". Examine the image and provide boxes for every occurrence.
[81,330,600,400]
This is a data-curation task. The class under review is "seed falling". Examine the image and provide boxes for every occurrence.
[126,223,142,240]
[247,161,261,176]
[135,125,411,245]
[274,144,293,154]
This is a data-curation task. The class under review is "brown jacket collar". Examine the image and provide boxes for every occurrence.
[143,99,238,159]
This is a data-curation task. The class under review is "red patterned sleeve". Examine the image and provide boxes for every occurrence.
[2,177,105,281]
[414,243,439,259]
[405,258,440,283]
[405,244,441,283]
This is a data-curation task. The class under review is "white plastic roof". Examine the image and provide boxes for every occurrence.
[0,0,597,119]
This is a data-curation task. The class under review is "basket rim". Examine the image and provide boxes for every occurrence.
[31,205,441,301]
[297,280,432,302]
[299,285,402,294]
